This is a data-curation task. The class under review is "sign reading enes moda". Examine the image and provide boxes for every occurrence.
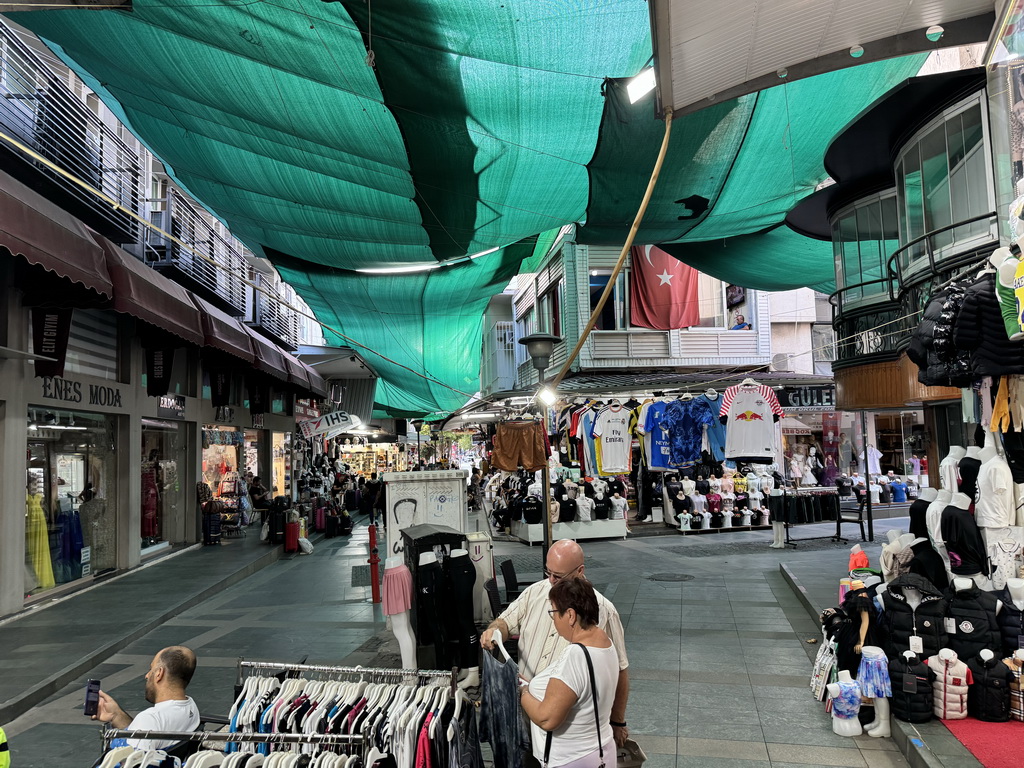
[38,376,126,409]
[298,410,361,440]
[778,385,836,412]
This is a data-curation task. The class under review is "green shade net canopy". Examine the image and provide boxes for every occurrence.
[8,0,928,414]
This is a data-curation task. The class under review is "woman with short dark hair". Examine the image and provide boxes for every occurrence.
[520,576,618,767]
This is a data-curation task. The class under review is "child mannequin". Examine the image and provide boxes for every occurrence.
[826,671,862,736]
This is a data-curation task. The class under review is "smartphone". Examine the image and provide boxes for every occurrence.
[83,679,101,717]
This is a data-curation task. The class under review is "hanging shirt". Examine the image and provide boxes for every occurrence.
[641,401,673,470]
[592,405,632,475]
[574,409,599,477]
[661,399,714,468]
[720,384,784,460]
[697,394,727,461]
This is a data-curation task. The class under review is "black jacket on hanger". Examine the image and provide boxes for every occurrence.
[952,272,1024,377]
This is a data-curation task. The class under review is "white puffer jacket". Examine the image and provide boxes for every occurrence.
[926,652,970,720]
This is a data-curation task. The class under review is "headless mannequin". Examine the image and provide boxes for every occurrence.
[450,549,480,690]
[681,477,696,496]
[964,446,982,460]
[386,554,417,671]
[927,489,952,571]
[918,487,937,503]
[861,645,891,737]
[769,488,785,548]
[940,446,966,493]
[1006,578,1024,611]
[952,576,1001,614]
[944,498,992,588]
[826,670,863,736]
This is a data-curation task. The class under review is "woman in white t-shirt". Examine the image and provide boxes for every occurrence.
[520,576,618,767]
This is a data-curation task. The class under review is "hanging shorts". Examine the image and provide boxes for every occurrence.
[492,422,547,471]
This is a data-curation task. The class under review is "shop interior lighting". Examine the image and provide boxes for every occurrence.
[849,45,864,58]
[926,26,944,42]
[627,67,656,104]
[538,386,558,406]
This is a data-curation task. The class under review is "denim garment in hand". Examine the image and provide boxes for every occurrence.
[480,650,530,768]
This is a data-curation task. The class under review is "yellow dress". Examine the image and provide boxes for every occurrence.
[26,493,55,590]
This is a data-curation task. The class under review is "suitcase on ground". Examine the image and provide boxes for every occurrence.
[202,511,222,545]
[315,507,326,533]
[284,521,300,553]
[268,510,286,545]
[325,514,340,539]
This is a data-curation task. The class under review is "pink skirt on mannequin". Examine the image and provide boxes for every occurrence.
[382,563,413,616]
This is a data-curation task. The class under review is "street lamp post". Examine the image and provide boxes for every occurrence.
[517,332,561,562]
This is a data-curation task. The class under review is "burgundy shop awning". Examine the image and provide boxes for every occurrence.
[245,326,289,383]
[284,353,309,389]
[93,234,205,346]
[302,362,328,398]
[192,295,255,364]
[0,170,111,298]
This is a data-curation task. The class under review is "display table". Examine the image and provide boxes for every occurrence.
[512,518,628,544]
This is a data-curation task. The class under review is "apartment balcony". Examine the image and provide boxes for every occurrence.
[0,22,143,244]
[830,212,998,370]
[144,188,248,316]
[247,272,301,350]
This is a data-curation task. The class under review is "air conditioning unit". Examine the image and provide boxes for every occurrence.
[771,353,791,372]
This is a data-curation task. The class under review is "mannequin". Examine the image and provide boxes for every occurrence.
[909,487,936,539]
[940,446,966,493]
[926,489,952,571]
[826,670,863,736]
[804,447,822,486]
[990,246,1024,340]
[946,577,1002,660]
[967,648,1012,722]
[959,446,983,500]
[681,476,696,497]
[859,646,892,737]
[768,488,785,548]
[610,492,628,521]
[942,496,991,587]
[383,554,416,670]
[448,549,480,690]
[976,441,1014,529]
[1006,649,1024,723]
[839,433,854,474]
[927,648,970,720]
[789,448,804,488]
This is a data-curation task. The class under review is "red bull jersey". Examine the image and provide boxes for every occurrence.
[720,383,784,460]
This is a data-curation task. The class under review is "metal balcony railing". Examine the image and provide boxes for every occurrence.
[0,21,142,241]
[480,321,516,394]
[829,212,998,368]
[249,272,301,350]
[144,188,249,315]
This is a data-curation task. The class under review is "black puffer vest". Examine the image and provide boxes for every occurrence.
[967,655,1013,722]
[888,653,934,723]
[880,574,948,661]
[996,588,1024,657]
[945,587,1001,659]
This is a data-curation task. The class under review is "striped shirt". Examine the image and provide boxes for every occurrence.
[498,579,629,680]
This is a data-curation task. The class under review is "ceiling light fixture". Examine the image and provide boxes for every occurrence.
[925,25,944,42]
[354,246,503,275]
[849,45,864,58]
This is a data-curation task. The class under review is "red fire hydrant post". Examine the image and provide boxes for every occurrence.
[368,523,382,604]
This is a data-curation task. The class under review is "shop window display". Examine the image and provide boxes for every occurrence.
[141,419,186,551]
[25,407,118,599]
[272,431,292,499]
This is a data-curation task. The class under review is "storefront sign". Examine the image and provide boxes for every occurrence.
[31,307,73,378]
[80,546,91,576]
[252,413,265,429]
[295,399,320,421]
[298,410,361,439]
[40,376,124,409]
[778,385,836,412]
[157,395,186,420]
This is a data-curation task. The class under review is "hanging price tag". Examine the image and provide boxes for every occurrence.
[945,618,957,634]
[909,636,924,654]
[1018,635,1024,650]
[902,673,918,694]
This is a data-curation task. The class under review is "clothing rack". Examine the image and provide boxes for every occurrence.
[237,659,457,690]
[782,487,842,547]
[101,728,361,752]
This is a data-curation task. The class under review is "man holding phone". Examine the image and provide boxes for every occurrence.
[90,646,200,750]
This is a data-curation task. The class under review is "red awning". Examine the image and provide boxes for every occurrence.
[192,295,255,364]
[93,234,205,346]
[245,326,288,383]
[0,170,111,298]
[302,362,328,398]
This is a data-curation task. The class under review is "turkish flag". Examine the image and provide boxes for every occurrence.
[629,245,700,330]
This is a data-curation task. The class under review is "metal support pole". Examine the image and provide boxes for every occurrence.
[861,410,874,542]
[539,370,552,565]
[368,523,381,604]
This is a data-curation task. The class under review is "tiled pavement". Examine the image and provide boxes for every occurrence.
[2,513,938,768]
